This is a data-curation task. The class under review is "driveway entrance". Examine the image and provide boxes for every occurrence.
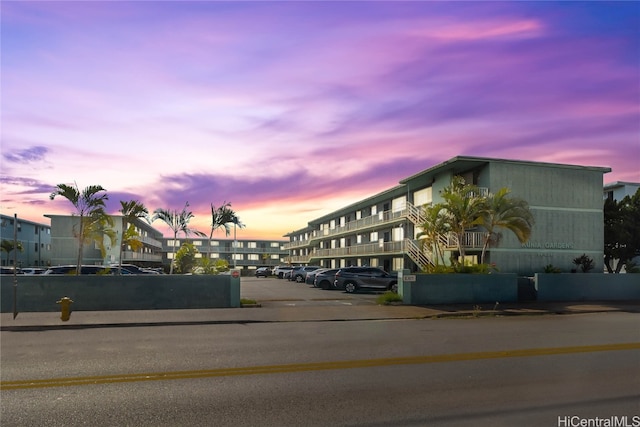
[241,276,381,307]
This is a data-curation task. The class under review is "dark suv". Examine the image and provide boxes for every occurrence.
[334,267,398,293]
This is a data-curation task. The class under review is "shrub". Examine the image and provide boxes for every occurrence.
[544,264,562,273]
[572,254,595,273]
[376,291,403,305]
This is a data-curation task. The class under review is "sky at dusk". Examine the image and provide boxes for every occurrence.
[1,1,639,240]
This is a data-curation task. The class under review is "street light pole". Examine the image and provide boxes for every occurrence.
[233,221,237,269]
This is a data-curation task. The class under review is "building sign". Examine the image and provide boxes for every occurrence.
[521,241,575,249]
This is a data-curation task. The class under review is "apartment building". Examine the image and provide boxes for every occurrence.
[603,181,640,202]
[0,214,52,267]
[45,214,164,267]
[284,156,611,276]
[162,237,288,273]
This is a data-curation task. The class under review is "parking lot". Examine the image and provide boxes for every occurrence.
[241,275,382,307]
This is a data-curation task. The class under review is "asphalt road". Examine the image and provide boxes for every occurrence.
[2,307,639,426]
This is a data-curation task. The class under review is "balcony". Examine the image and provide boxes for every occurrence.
[122,251,163,262]
[282,239,312,250]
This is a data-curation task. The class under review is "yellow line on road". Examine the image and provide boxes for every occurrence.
[2,342,639,390]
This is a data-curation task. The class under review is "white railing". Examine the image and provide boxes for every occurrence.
[404,239,433,271]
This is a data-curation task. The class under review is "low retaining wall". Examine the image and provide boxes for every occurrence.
[400,273,518,305]
[0,273,241,313]
[536,273,640,302]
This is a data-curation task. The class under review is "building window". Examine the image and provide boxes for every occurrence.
[270,254,279,260]
[210,241,219,246]
[248,242,257,249]
[371,206,377,215]
[370,232,378,241]
[168,240,180,247]
[209,253,220,259]
[193,240,202,246]
[248,254,259,261]
[232,254,243,261]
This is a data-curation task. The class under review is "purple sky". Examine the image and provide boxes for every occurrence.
[1,1,638,239]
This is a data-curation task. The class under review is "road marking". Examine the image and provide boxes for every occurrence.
[2,342,639,390]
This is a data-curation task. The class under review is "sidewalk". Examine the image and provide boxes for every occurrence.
[1,301,639,331]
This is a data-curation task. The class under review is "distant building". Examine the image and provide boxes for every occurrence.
[603,181,640,202]
[42,213,287,272]
[284,156,611,276]
[45,214,164,267]
[162,237,288,273]
[0,214,52,267]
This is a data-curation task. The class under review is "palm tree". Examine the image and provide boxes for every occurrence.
[118,200,149,274]
[230,213,245,269]
[50,183,109,275]
[84,213,117,261]
[207,201,237,267]
[478,188,535,264]
[209,201,236,239]
[440,176,484,263]
[152,202,205,274]
[416,203,449,266]
[1,239,23,266]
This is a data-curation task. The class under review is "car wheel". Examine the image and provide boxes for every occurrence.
[390,282,398,293]
[344,282,357,293]
[278,273,283,279]
[295,275,304,283]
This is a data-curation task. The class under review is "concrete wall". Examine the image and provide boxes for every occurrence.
[0,274,240,312]
[400,273,518,305]
[536,273,640,301]
[483,162,606,276]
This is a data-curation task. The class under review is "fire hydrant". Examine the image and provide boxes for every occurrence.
[56,297,73,321]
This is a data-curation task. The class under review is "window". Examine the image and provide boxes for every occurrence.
[248,254,259,261]
[356,210,362,220]
[392,196,406,212]
[248,242,257,249]
[370,232,378,241]
[270,242,279,248]
[168,240,179,247]
[270,254,279,260]
[232,254,243,261]
[413,187,433,206]
[209,253,220,259]
[210,241,219,246]
[35,243,38,252]
[371,206,377,215]
[193,240,202,246]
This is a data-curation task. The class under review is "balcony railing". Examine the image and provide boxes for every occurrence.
[442,231,486,249]
[122,251,163,262]
[283,239,312,250]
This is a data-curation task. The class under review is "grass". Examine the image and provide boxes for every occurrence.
[376,291,403,305]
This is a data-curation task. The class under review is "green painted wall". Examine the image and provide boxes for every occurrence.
[536,273,640,301]
[401,273,518,304]
[0,274,238,312]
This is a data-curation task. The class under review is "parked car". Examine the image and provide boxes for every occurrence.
[273,266,294,279]
[305,268,328,285]
[255,267,271,277]
[111,264,160,274]
[44,265,110,275]
[21,267,45,275]
[313,268,340,289]
[334,267,398,293]
[0,267,22,275]
[289,266,322,283]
